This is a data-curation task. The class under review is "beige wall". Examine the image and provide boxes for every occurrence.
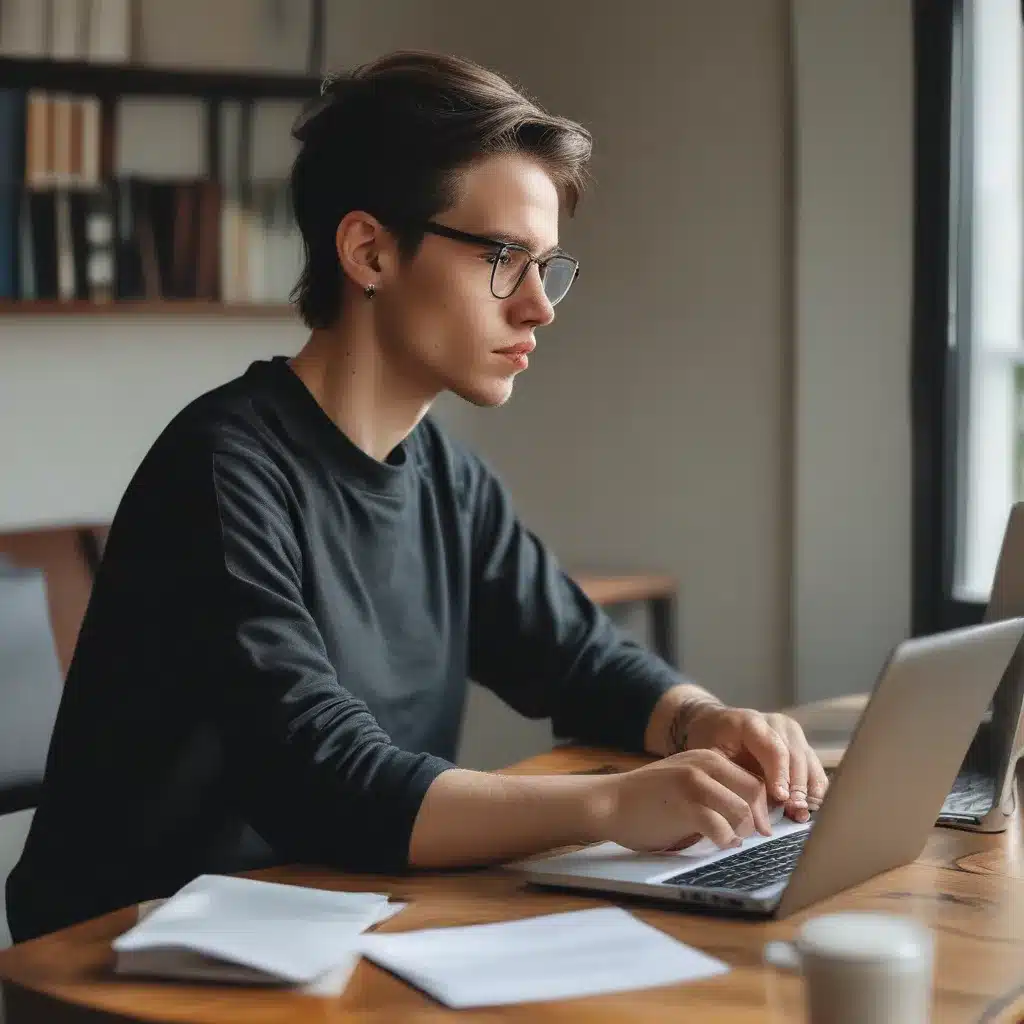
[0,1,915,766]
[791,0,913,702]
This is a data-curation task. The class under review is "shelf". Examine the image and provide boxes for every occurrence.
[0,56,320,100]
[0,300,297,317]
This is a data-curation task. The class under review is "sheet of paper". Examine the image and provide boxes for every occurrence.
[358,905,729,1008]
[114,874,396,985]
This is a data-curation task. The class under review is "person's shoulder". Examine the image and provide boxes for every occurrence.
[101,362,297,549]
[152,358,288,464]
[114,359,295,520]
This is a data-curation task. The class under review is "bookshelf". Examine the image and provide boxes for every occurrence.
[0,56,319,100]
[0,52,320,319]
[0,299,294,317]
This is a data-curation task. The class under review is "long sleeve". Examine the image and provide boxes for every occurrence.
[209,449,453,870]
[466,458,683,753]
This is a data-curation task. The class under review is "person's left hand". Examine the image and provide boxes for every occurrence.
[680,705,828,822]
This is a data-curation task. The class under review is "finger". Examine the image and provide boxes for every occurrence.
[740,715,791,803]
[771,715,827,816]
[696,749,771,833]
[786,802,809,824]
[806,746,829,809]
[686,759,764,838]
[702,774,757,837]
[785,740,809,822]
[692,806,743,849]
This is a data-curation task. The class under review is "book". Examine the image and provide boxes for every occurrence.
[112,874,404,994]
[86,0,132,63]
[50,0,88,61]
[0,90,26,298]
[0,0,49,58]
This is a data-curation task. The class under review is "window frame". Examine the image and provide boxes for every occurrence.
[912,0,988,634]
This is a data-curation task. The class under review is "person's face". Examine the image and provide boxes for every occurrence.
[379,153,564,407]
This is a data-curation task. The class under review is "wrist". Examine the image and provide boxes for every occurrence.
[578,775,619,844]
[645,683,725,757]
[497,773,618,848]
[667,698,725,754]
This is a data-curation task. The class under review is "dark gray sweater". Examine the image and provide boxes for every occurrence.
[7,356,680,941]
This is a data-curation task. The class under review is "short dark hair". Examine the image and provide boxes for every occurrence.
[289,51,592,328]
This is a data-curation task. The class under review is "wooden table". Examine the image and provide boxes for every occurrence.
[3,744,1024,1023]
[572,572,679,666]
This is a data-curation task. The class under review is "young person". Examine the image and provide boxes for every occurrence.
[7,52,826,942]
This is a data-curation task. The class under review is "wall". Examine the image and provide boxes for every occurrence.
[791,0,914,703]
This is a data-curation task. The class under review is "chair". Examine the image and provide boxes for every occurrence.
[0,525,105,673]
[0,525,104,948]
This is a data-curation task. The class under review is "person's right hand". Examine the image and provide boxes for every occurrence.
[595,749,773,853]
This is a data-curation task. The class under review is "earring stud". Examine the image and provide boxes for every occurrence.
[364,283,376,299]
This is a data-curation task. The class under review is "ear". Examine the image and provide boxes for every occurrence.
[334,211,393,292]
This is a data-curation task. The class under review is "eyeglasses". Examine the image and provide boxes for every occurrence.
[421,222,579,306]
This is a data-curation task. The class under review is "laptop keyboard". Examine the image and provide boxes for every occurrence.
[661,830,810,894]
[656,769,999,895]
[940,769,997,818]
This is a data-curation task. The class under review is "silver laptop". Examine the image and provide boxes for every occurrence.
[513,618,1024,919]
[939,502,1024,831]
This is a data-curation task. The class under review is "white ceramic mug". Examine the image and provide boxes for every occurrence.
[764,912,934,1024]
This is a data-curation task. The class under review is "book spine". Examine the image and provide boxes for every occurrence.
[0,90,26,299]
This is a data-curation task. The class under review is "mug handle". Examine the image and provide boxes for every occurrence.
[763,940,803,972]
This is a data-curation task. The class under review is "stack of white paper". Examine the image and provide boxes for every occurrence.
[113,874,404,994]
[358,905,729,1008]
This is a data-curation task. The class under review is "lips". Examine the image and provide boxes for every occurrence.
[495,341,536,357]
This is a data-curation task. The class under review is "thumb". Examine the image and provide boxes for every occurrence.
[653,833,702,853]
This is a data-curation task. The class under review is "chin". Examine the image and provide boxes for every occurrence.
[450,373,517,408]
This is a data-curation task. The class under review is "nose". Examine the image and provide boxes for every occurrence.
[513,263,556,327]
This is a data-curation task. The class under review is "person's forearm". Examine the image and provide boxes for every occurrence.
[642,682,724,758]
[408,768,614,868]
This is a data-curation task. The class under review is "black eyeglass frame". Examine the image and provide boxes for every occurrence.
[420,221,580,304]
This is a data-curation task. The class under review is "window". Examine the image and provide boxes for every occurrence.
[955,0,1021,603]
[912,0,1022,631]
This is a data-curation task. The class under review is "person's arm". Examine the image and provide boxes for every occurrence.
[411,770,607,865]
[463,456,703,755]
[460,452,827,820]
[409,748,773,867]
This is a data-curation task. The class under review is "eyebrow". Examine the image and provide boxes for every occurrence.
[486,231,564,258]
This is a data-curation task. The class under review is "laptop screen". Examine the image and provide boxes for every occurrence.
[957,502,1024,814]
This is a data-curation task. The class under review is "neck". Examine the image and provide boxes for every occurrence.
[288,316,436,463]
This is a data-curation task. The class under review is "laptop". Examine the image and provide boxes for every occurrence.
[773,503,1024,832]
[939,502,1024,830]
[513,618,1024,919]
